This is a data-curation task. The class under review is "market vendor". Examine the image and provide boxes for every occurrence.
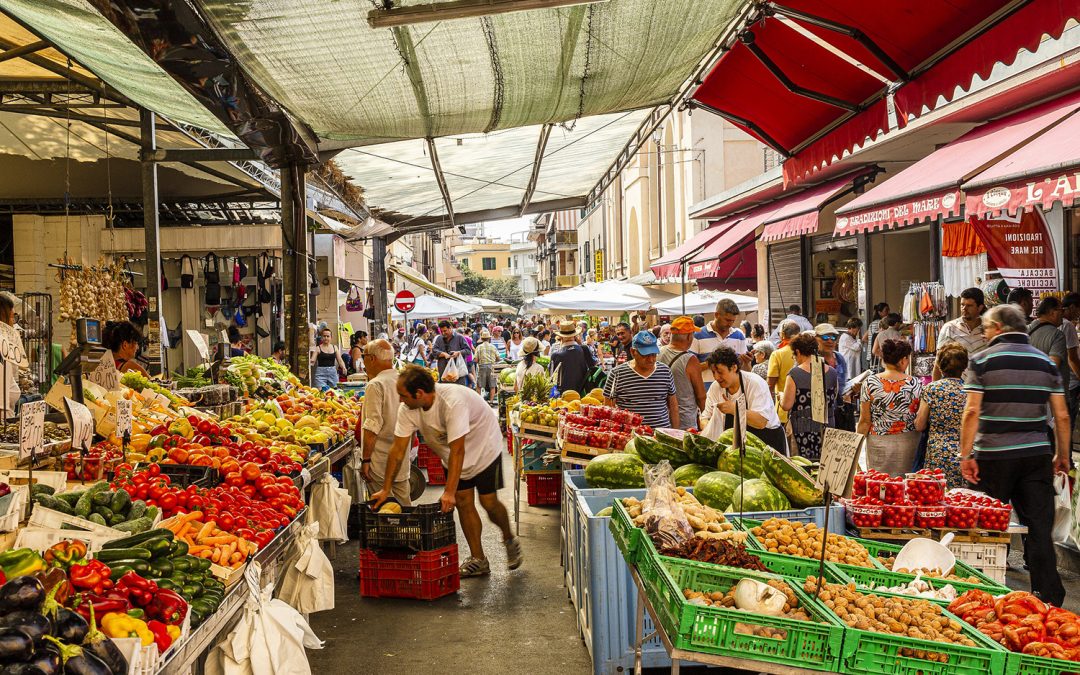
[0,293,22,415]
[103,320,148,378]
[373,365,522,578]
[357,339,411,505]
[701,346,787,454]
[603,331,677,428]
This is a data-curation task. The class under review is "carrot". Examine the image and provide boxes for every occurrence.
[174,523,192,540]
[181,511,204,524]
[222,541,237,560]
[197,549,213,559]
[211,548,222,564]
[188,544,210,554]
[228,551,244,564]
[196,521,216,542]
[200,536,234,545]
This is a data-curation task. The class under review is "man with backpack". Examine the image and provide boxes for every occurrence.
[659,316,706,430]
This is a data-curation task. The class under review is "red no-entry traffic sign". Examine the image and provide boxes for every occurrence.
[394,289,416,313]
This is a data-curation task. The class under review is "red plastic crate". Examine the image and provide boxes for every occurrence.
[417,443,437,465]
[425,460,447,485]
[506,430,513,454]
[526,472,561,506]
[358,544,459,600]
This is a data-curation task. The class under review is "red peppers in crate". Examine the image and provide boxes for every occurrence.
[946,503,980,529]
[979,505,1011,531]
[848,497,883,527]
[866,475,906,504]
[882,502,916,528]
[915,505,947,529]
[905,473,946,505]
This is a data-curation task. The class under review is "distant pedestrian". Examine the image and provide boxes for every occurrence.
[691,298,750,387]
[866,302,890,370]
[936,287,987,358]
[780,333,837,461]
[1008,286,1034,318]
[514,337,545,392]
[769,304,813,344]
[871,312,903,362]
[750,341,774,381]
[838,317,863,375]
[915,343,968,489]
[474,330,500,403]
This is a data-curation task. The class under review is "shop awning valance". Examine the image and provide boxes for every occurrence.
[759,170,874,243]
[686,202,783,280]
[649,217,742,281]
[963,104,1080,219]
[388,264,470,304]
[835,91,1080,236]
[689,0,1078,186]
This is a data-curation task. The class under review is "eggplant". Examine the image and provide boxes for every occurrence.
[0,611,53,648]
[0,627,34,664]
[43,638,110,675]
[51,610,86,646]
[6,644,61,675]
[0,577,45,613]
[76,613,125,675]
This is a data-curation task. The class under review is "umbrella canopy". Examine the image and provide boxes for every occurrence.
[532,281,675,314]
[653,290,758,316]
[390,295,482,320]
[466,297,517,315]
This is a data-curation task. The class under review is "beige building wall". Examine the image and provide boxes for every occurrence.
[454,242,512,281]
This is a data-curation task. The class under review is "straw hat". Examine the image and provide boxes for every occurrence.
[556,320,581,339]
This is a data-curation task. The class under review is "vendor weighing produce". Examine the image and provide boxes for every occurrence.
[372,365,523,578]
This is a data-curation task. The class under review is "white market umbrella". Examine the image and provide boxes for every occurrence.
[532,280,674,313]
[653,290,758,316]
[390,295,482,320]
[466,296,516,314]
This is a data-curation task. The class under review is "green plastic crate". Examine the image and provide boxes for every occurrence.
[734,517,882,569]
[832,563,1010,607]
[609,498,641,565]
[864,539,1004,589]
[640,555,845,671]
[1007,651,1080,675]
[812,585,1009,675]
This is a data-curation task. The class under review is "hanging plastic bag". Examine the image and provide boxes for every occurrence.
[277,522,335,614]
[306,472,350,543]
[638,460,694,550]
[205,563,323,675]
[442,354,468,383]
[1053,472,1073,545]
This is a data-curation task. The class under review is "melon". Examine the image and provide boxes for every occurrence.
[584,452,645,489]
[635,435,690,467]
[671,463,715,487]
[728,479,791,514]
[693,471,743,511]
[763,449,824,507]
[683,433,723,466]
[716,444,766,479]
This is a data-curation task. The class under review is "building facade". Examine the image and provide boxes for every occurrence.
[532,210,578,293]
[507,231,539,300]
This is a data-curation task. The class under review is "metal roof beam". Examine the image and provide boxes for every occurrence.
[425,137,457,233]
[141,147,260,163]
[0,40,48,64]
[518,123,552,217]
[0,36,131,105]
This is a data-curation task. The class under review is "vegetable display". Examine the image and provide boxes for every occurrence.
[948,589,1080,661]
[32,481,157,533]
[751,518,874,567]
[852,470,1012,532]
[684,578,814,637]
[658,537,767,570]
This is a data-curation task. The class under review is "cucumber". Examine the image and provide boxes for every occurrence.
[34,494,74,515]
[94,548,152,562]
[88,513,107,526]
[136,537,173,559]
[92,506,115,522]
[110,489,131,515]
[75,482,109,517]
[168,540,189,558]
[149,559,174,577]
[92,491,113,507]
[128,500,147,520]
[108,560,151,580]
[56,490,85,506]
[101,528,174,549]
[112,516,153,534]
[30,483,55,497]
[154,578,181,592]
[108,512,126,527]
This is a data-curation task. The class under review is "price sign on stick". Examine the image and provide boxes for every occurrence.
[88,350,120,390]
[186,330,210,362]
[116,399,133,439]
[63,397,94,453]
[18,400,46,461]
[816,427,866,498]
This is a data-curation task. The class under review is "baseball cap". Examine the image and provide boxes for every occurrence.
[631,330,660,356]
[670,316,696,334]
[814,323,840,337]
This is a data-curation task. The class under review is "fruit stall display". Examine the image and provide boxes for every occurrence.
[849,469,1012,534]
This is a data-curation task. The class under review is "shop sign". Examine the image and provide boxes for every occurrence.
[968,211,1058,293]
[594,250,604,282]
[836,190,961,235]
[18,400,45,461]
[686,259,718,280]
[966,171,1080,218]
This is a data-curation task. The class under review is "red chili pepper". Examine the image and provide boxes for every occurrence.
[69,560,112,595]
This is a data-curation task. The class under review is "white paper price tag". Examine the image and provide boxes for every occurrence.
[63,397,94,453]
[18,400,46,461]
[116,399,133,439]
[88,350,121,390]
[186,330,210,362]
[817,427,866,498]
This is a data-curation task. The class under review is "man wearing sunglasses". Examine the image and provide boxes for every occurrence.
[815,323,848,423]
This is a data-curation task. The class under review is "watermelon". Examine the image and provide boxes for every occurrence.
[791,456,813,468]
[596,506,613,517]
[683,432,723,466]
[763,450,824,507]
[635,435,690,467]
[584,452,646,489]
[693,471,742,511]
[623,436,640,459]
[729,478,791,513]
[716,444,766,479]
[655,428,687,447]
[716,428,771,453]
[672,463,714,487]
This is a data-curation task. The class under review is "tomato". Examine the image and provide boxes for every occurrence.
[114,462,133,476]
[188,495,205,511]
[254,446,270,462]
[235,528,255,542]
[148,484,166,500]
[260,484,280,500]
[175,491,189,508]
[255,474,276,490]
[276,475,295,487]
[240,441,254,452]
[217,514,235,532]
[264,461,280,475]
[240,462,261,482]
[241,484,257,498]
[159,493,178,511]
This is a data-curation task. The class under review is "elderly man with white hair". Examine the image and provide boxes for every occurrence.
[357,338,412,505]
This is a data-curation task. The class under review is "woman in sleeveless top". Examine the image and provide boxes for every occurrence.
[312,327,346,390]
[780,334,838,461]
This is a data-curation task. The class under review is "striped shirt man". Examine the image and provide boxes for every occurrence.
[690,324,746,385]
[603,361,676,428]
[963,332,1062,459]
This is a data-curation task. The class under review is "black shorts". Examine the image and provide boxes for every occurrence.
[455,456,503,495]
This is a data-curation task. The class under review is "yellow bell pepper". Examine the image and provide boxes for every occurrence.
[146,447,167,463]
[101,612,154,646]
[166,625,181,641]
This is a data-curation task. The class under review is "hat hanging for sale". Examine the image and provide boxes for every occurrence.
[631,330,660,356]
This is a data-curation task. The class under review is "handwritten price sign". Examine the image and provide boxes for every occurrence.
[115,399,133,439]
[63,397,94,453]
[18,400,46,461]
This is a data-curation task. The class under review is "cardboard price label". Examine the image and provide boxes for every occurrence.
[88,349,121,390]
[816,427,865,498]
[186,329,210,362]
[18,400,46,461]
[115,399,133,439]
[63,397,94,453]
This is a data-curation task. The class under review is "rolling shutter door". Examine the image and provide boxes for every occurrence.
[767,240,803,330]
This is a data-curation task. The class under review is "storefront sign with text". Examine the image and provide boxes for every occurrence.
[968,210,1058,292]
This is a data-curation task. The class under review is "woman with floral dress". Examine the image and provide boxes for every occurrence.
[857,338,923,475]
[915,343,968,488]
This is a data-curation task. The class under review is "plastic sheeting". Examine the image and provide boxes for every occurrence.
[390,295,482,320]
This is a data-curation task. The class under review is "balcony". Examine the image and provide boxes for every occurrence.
[556,274,578,287]
[548,231,577,252]
[504,265,538,277]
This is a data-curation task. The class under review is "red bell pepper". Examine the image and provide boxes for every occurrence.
[69,559,113,595]
[72,592,131,623]
[146,620,172,652]
[146,589,188,626]
[115,571,158,607]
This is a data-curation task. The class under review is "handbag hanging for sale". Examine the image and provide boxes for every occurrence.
[258,253,273,304]
[180,254,195,289]
[204,252,221,306]
[161,257,169,292]
[309,263,321,296]
[345,285,363,312]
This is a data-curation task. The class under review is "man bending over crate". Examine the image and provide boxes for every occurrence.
[357,339,412,505]
[372,365,524,577]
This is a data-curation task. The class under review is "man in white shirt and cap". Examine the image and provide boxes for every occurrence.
[357,339,412,505]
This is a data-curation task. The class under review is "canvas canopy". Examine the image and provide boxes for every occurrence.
[390,295,481,320]
[653,291,757,316]
[532,280,674,313]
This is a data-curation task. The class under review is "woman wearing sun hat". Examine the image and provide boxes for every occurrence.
[549,320,596,396]
[514,336,546,392]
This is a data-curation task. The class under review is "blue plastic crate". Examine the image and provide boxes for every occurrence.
[562,470,608,605]
[578,493,672,674]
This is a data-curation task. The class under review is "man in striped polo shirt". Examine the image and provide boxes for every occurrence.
[960,303,1069,606]
[691,298,750,387]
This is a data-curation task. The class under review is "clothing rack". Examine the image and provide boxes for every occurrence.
[909,320,944,353]
[901,281,947,323]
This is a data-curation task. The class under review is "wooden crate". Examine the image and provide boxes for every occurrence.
[518,422,558,440]
[559,439,612,463]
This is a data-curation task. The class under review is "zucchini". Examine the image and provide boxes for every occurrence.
[110,489,131,515]
[101,528,174,549]
[194,557,212,572]
[107,560,151,579]
[191,599,216,616]
[30,483,55,497]
[170,556,193,573]
[135,537,173,559]
[60,523,89,531]
[88,513,107,527]
[169,571,188,585]
[154,579,181,592]
[94,548,152,563]
[149,559,174,577]
[181,584,200,599]
[168,540,189,558]
[112,516,153,534]
[128,500,147,520]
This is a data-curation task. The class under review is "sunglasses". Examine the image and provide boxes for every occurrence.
[819,335,838,341]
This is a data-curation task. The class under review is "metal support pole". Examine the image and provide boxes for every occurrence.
[281,165,310,381]
[371,236,390,337]
[140,109,163,376]
[929,218,942,283]
[681,260,687,315]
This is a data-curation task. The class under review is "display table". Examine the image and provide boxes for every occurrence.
[510,425,559,534]
[628,565,833,675]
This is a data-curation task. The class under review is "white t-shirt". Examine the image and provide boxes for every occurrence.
[394,384,503,480]
[508,340,524,360]
[838,332,862,374]
[700,370,782,430]
[360,369,410,483]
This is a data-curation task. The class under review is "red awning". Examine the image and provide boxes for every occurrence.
[963,106,1080,218]
[649,217,741,281]
[759,170,874,243]
[690,1,1077,187]
[834,91,1080,236]
[686,202,784,280]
